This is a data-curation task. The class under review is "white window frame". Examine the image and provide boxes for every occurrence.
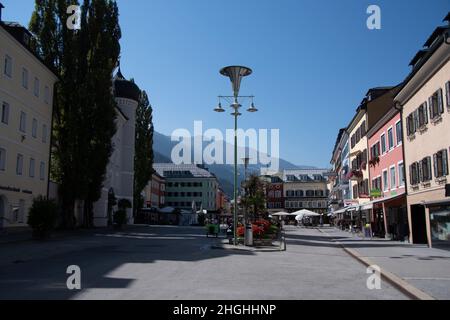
[389,165,396,190]
[22,67,28,89]
[4,54,12,78]
[19,111,27,133]
[395,120,402,146]
[0,147,6,171]
[387,126,394,150]
[29,158,35,178]
[42,124,47,143]
[382,169,388,192]
[34,77,40,97]
[32,118,38,138]
[16,154,24,176]
[398,161,405,187]
[1,102,9,125]
[44,86,50,104]
[40,161,45,180]
[380,133,386,155]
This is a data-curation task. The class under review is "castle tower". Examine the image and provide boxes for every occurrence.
[93,67,140,226]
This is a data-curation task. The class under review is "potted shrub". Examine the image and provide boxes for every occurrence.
[113,209,127,229]
[28,196,57,240]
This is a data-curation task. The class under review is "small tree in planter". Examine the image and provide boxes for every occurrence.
[28,196,57,240]
[114,199,132,229]
[113,210,127,229]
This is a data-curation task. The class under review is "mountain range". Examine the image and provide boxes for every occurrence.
[153,131,315,196]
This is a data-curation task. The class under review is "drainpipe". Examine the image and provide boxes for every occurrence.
[394,102,412,244]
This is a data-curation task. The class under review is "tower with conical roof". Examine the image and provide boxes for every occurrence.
[93,66,140,226]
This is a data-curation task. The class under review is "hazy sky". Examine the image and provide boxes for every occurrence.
[2,0,449,167]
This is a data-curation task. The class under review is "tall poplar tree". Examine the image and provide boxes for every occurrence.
[29,0,121,228]
[134,90,154,215]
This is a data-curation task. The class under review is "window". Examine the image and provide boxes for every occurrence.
[353,185,359,199]
[398,162,405,186]
[44,86,50,104]
[360,121,366,137]
[29,158,35,178]
[1,102,9,124]
[370,142,380,159]
[396,121,402,144]
[40,162,45,180]
[406,113,416,136]
[410,162,420,185]
[429,89,444,120]
[0,148,6,171]
[351,135,356,148]
[417,103,428,127]
[34,77,40,97]
[22,68,28,88]
[434,149,449,178]
[390,166,396,189]
[306,190,315,197]
[383,170,388,191]
[32,118,38,138]
[388,128,394,150]
[421,157,432,182]
[19,112,26,133]
[16,154,24,175]
[355,128,361,144]
[4,55,12,77]
[380,133,386,154]
[372,176,382,192]
[42,124,47,143]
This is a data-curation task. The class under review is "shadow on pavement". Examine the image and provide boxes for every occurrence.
[0,225,254,300]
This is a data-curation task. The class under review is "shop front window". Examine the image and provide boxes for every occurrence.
[430,206,450,243]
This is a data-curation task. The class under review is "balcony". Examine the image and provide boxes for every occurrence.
[348,170,363,181]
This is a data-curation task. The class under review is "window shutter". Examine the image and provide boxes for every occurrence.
[418,161,423,183]
[433,153,438,178]
[446,82,450,107]
[444,149,449,176]
[406,116,410,136]
[438,88,444,114]
[409,164,414,185]
[428,97,434,119]
[427,157,432,180]
[423,102,428,124]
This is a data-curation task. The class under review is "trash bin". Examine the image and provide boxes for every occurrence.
[245,223,253,246]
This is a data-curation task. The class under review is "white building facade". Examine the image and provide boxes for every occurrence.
[93,69,140,227]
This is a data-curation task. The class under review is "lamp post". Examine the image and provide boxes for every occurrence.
[215,66,258,246]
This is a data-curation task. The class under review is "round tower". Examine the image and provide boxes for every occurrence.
[112,68,140,222]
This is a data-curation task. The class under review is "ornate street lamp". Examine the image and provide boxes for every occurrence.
[215,66,258,246]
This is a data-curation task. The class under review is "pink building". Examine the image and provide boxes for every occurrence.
[367,108,407,239]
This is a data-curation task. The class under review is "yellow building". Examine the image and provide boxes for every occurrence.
[0,20,58,228]
[347,107,370,206]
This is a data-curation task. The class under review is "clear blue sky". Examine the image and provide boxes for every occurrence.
[2,0,449,167]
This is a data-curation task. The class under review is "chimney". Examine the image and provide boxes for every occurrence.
[0,3,4,22]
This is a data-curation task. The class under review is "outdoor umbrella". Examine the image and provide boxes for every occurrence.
[271,212,290,216]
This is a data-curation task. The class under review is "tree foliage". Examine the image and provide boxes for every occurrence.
[241,174,266,222]
[29,0,121,228]
[133,90,154,214]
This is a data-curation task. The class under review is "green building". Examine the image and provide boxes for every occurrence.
[153,164,219,211]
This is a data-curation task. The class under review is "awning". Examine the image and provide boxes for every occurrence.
[422,199,450,207]
[333,205,357,214]
[360,202,373,211]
